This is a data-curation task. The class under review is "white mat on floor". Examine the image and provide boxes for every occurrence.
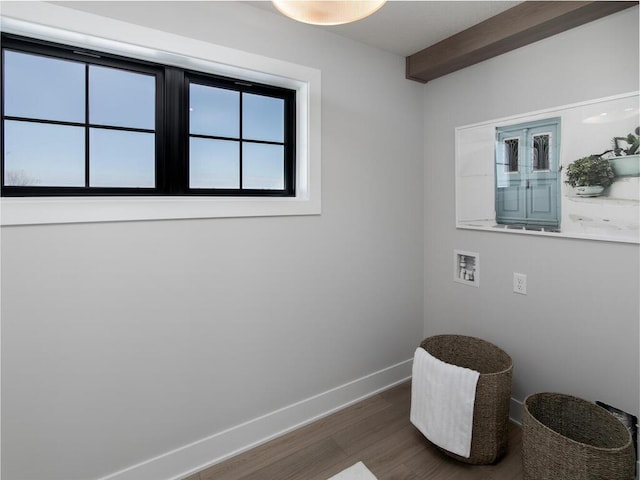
[327,461,377,480]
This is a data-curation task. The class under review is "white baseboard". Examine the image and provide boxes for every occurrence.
[97,359,413,480]
[509,397,524,426]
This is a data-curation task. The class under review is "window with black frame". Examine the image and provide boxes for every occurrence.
[1,34,296,197]
[186,74,293,193]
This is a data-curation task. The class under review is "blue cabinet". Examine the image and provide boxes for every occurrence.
[495,118,560,228]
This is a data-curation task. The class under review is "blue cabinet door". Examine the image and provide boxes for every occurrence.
[495,119,560,228]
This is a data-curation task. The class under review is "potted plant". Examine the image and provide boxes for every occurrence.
[565,155,615,197]
[601,127,640,177]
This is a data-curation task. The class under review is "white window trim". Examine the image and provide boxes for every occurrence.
[0,3,321,225]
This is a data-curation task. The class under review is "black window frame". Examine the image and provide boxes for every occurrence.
[0,33,296,198]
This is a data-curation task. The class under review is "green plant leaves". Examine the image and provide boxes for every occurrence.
[565,155,615,188]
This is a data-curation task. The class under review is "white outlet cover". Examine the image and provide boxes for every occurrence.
[513,273,527,294]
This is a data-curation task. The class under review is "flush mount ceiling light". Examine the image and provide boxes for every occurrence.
[272,0,387,26]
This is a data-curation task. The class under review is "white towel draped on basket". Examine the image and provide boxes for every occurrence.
[410,346,480,458]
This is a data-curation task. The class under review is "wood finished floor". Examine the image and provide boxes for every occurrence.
[183,381,523,480]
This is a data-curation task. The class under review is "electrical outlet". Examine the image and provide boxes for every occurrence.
[513,273,527,295]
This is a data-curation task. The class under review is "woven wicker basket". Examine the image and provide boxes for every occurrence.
[419,335,513,464]
[523,392,636,480]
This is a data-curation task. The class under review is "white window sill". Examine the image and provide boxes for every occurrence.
[0,195,321,226]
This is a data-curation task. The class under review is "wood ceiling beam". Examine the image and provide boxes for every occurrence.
[406,1,638,83]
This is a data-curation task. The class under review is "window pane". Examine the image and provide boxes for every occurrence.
[243,93,284,142]
[533,134,550,171]
[190,84,239,138]
[190,138,239,189]
[90,129,155,188]
[3,120,85,186]
[4,50,85,122]
[89,66,155,130]
[505,138,519,172]
[242,143,284,190]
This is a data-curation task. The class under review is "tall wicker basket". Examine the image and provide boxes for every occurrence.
[523,392,636,480]
[418,335,513,464]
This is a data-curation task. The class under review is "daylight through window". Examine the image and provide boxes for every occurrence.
[1,34,296,197]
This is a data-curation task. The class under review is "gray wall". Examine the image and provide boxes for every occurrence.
[0,3,424,479]
[423,8,639,420]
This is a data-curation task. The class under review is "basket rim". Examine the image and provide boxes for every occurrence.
[421,334,513,377]
[523,392,634,454]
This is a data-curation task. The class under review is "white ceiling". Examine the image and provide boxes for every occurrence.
[246,1,521,57]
